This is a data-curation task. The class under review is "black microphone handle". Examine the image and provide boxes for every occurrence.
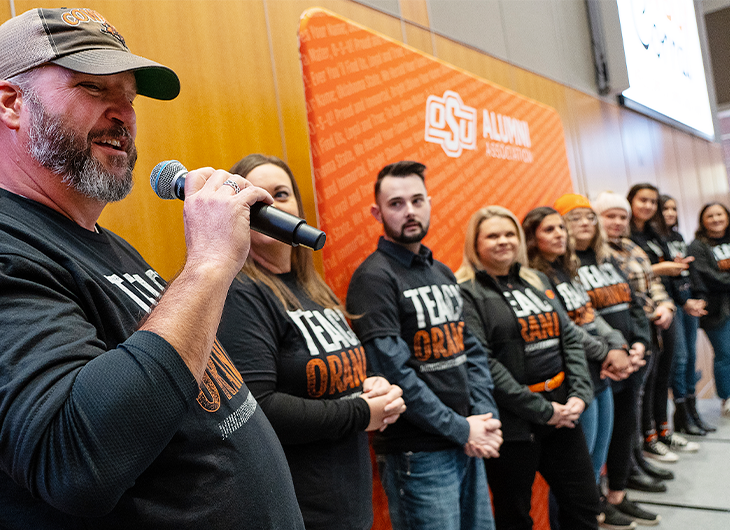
[150,160,326,251]
[250,203,326,251]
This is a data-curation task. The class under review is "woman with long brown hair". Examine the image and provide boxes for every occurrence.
[217,154,406,530]
[522,204,634,529]
[625,184,698,458]
[659,194,711,434]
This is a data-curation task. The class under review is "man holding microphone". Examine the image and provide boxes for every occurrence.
[0,7,303,528]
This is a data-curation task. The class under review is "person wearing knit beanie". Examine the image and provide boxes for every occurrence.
[592,192,631,217]
[554,193,593,216]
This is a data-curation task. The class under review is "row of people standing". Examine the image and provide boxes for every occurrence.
[510,185,730,529]
[224,155,603,530]
[212,153,730,530]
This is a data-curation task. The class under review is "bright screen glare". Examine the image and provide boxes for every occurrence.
[617,0,714,139]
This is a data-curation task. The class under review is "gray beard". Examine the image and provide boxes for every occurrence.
[24,90,137,203]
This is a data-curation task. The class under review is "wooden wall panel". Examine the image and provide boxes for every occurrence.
[399,0,430,26]
[0,1,11,22]
[620,110,659,186]
[403,22,433,54]
[432,34,513,89]
[709,142,730,202]
[672,130,704,235]
[650,123,687,226]
[694,137,720,203]
[569,92,630,198]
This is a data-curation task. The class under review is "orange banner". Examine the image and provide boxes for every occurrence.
[300,7,572,301]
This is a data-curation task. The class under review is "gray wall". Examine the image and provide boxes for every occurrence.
[357,0,720,109]
[427,0,598,94]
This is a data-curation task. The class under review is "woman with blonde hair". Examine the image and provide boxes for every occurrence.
[456,205,599,530]
[217,154,406,530]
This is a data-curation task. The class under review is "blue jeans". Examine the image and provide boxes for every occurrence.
[377,448,494,530]
[580,386,614,483]
[704,318,730,400]
[670,306,700,398]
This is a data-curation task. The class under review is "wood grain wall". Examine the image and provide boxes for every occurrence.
[3,0,727,523]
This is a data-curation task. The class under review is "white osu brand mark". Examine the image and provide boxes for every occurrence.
[424,90,477,158]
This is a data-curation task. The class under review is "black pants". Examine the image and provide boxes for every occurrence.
[606,372,641,491]
[485,424,599,530]
[642,322,675,435]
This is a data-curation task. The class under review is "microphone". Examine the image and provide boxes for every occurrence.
[150,160,326,251]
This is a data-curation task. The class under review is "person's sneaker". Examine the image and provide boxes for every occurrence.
[643,438,679,463]
[658,432,700,453]
[613,497,661,526]
[722,399,730,417]
[600,499,638,529]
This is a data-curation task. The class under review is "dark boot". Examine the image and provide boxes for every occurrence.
[634,444,674,480]
[627,465,666,492]
[673,398,705,436]
[687,395,716,433]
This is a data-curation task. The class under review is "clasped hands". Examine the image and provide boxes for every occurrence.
[464,414,503,459]
[547,396,585,429]
[360,376,407,432]
[599,342,646,381]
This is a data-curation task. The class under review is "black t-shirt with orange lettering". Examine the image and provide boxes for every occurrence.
[547,264,608,392]
[0,189,303,530]
[496,276,563,385]
[347,238,481,454]
[576,248,648,348]
[218,272,372,530]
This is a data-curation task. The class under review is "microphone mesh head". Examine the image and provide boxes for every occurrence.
[150,160,186,199]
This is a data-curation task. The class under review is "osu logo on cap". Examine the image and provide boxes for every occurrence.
[424,90,477,158]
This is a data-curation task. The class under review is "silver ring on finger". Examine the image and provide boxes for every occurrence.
[222,179,241,194]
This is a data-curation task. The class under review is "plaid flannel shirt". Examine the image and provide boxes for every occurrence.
[606,237,675,320]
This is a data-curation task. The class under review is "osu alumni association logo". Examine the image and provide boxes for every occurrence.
[424,90,534,162]
[424,90,477,158]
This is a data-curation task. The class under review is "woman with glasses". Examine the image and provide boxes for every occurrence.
[557,193,656,527]
[456,205,599,530]
[217,154,406,530]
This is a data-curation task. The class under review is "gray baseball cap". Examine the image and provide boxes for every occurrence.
[0,7,180,100]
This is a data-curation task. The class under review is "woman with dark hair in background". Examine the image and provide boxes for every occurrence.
[456,205,599,530]
[554,195,653,527]
[217,154,406,530]
[688,202,730,418]
[659,195,712,434]
[626,183,698,459]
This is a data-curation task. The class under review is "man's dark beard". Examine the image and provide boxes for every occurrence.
[24,90,137,203]
[384,220,429,244]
